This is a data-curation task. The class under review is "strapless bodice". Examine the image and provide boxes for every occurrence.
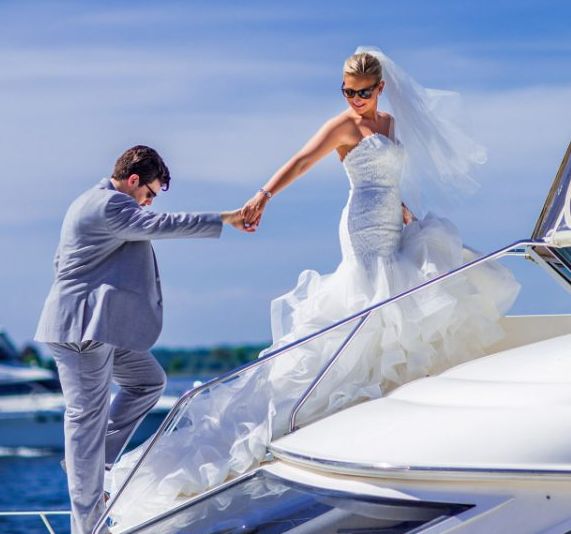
[340,133,406,266]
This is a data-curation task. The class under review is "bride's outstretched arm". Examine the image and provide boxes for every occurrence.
[242,117,349,227]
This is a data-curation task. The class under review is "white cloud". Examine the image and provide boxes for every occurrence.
[0,44,335,224]
[468,85,571,176]
[66,3,322,28]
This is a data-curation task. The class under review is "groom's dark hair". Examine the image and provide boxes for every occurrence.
[112,145,171,191]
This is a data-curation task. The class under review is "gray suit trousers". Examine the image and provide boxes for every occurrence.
[47,341,166,534]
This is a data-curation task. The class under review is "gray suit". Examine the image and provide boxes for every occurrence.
[35,178,223,534]
[36,177,222,350]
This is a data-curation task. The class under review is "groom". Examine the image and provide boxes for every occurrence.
[34,145,250,534]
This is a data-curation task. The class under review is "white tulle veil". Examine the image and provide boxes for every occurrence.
[355,46,486,212]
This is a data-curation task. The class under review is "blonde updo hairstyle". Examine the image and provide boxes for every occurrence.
[343,52,382,83]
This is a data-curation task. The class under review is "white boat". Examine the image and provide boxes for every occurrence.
[9,140,571,533]
[0,362,176,450]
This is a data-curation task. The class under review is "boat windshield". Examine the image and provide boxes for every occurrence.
[529,142,571,289]
[129,470,472,534]
[533,142,571,247]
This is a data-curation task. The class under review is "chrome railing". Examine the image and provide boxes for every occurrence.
[0,510,70,534]
[94,239,535,534]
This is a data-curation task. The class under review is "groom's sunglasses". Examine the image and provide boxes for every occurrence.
[143,184,157,200]
[341,82,379,100]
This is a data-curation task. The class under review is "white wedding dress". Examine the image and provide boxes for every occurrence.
[108,131,520,530]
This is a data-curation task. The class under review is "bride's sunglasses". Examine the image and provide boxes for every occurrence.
[341,82,379,100]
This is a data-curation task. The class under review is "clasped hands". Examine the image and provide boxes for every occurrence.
[241,190,269,230]
[220,191,267,233]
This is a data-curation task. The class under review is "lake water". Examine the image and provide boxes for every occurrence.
[0,376,204,534]
[0,449,71,534]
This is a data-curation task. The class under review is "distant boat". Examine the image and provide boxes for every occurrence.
[0,363,175,450]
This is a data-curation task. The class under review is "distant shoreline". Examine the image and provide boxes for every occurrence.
[152,342,270,376]
[1,329,271,379]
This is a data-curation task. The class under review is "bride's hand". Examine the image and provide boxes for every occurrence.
[402,203,416,225]
[241,191,269,228]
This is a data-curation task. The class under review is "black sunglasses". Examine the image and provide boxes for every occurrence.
[341,82,379,100]
[143,183,157,200]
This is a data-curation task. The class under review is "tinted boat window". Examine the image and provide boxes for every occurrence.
[546,247,571,284]
[532,245,571,286]
[554,247,571,270]
[132,470,472,534]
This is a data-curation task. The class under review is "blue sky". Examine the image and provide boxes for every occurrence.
[1,1,570,349]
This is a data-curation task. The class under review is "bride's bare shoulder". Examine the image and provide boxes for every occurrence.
[323,110,356,129]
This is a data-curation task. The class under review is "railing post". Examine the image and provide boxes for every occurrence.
[39,513,56,534]
[288,313,371,433]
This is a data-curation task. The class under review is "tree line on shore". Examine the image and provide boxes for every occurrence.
[1,329,269,377]
[152,343,269,376]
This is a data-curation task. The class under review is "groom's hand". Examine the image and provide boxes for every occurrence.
[221,209,255,233]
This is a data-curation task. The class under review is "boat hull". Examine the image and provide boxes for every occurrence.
[0,397,172,450]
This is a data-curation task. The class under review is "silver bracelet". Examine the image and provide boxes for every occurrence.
[259,188,272,199]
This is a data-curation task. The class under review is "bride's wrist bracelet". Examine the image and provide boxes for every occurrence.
[259,188,272,200]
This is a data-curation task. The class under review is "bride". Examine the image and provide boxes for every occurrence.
[107,47,520,529]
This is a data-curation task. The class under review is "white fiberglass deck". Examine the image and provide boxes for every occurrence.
[271,332,571,479]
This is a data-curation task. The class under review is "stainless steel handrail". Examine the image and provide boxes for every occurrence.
[0,510,70,534]
[94,239,535,533]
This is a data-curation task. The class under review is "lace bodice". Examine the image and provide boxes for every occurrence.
[340,133,406,266]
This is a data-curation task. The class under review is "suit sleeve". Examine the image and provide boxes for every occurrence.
[53,246,60,274]
[105,192,223,241]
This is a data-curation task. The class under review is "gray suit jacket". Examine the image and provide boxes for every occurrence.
[35,178,223,351]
